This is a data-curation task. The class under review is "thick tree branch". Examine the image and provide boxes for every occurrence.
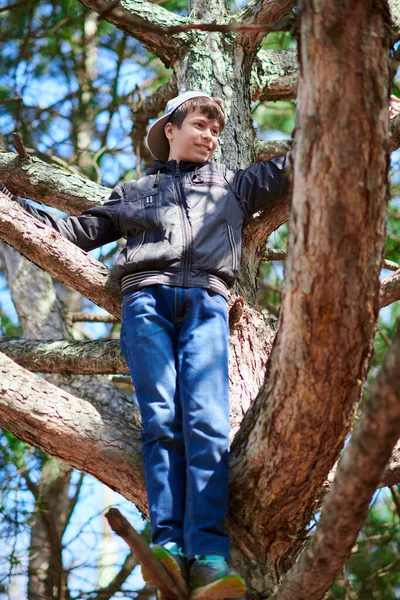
[0,193,121,318]
[0,338,129,375]
[233,0,295,51]
[271,324,400,600]
[0,151,109,215]
[78,0,190,66]
[252,49,298,102]
[132,78,177,121]
[263,247,287,261]
[0,351,147,514]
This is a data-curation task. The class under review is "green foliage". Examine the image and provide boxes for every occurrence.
[253,100,296,138]
[327,490,400,600]
[370,309,400,379]
[261,30,296,51]
[385,201,400,265]
[258,223,288,315]
[0,310,22,337]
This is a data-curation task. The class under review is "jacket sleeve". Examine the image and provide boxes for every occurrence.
[0,183,124,251]
[231,154,290,216]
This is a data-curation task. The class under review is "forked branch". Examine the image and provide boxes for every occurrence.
[233,0,295,50]
[271,324,400,600]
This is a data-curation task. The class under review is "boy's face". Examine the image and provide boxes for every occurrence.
[164,107,220,163]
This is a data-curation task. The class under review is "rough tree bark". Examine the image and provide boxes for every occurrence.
[271,320,400,600]
[228,3,391,591]
[0,0,398,598]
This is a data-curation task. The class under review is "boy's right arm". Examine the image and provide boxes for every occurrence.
[0,183,123,251]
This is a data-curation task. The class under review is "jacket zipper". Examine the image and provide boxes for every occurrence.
[174,163,192,287]
[227,224,238,274]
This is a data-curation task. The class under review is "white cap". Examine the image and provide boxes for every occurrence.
[146,91,211,162]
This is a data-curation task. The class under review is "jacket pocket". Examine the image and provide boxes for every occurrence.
[126,230,146,263]
[227,224,238,275]
[121,191,159,233]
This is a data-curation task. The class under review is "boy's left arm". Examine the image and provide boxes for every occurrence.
[231,154,291,215]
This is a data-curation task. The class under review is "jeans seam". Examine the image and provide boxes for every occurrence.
[180,367,194,559]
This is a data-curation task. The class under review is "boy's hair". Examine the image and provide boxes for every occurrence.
[169,97,226,132]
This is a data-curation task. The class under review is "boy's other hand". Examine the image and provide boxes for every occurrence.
[389,95,400,119]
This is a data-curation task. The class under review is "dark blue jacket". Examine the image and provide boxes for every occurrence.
[5,157,289,298]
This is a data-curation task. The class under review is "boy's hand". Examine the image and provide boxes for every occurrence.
[389,95,400,119]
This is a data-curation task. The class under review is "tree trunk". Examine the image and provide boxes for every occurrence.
[228,0,391,593]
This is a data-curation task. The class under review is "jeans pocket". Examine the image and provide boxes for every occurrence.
[121,289,142,308]
[205,290,228,309]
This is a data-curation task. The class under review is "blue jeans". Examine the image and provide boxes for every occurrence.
[120,285,230,560]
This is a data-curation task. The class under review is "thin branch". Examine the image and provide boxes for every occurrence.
[383,258,400,271]
[12,132,28,160]
[0,0,26,13]
[380,269,400,308]
[263,247,287,261]
[69,312,119,323]
[105,508,188,600]
[271,324,400,600]
[262,250,399,277]
[20,468,39,499]
[256,139,293,162]
[378,328,392,347]
[389,486,400,517]
[92,552,139,600]
[1,95,23,104]
[62,472,85,537]
[78,0,190,65]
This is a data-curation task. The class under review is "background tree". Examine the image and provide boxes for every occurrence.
[1,0,400,599]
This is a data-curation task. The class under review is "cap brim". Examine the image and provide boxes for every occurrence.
[146,113,171,162]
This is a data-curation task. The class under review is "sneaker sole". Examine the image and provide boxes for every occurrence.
[142,546,189,597]
[191,573,246,600]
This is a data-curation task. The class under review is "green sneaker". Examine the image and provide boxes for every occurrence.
[190,554,246,600]
[142,542,189,596]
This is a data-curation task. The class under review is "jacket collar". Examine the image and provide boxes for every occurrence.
[146,160,209,175]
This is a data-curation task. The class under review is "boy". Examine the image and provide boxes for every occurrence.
[2,91,290,600]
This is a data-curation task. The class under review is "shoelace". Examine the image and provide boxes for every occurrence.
[194,554,228,571]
